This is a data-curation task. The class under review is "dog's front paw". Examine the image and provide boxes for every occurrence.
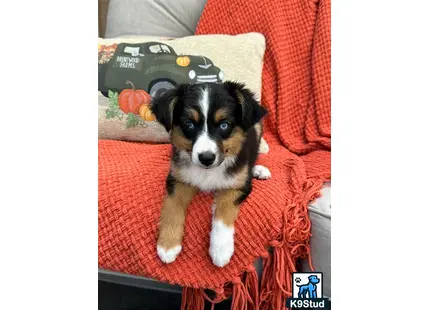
[209,220,234,267]
[252,165,271,180]
[157,245,182,264]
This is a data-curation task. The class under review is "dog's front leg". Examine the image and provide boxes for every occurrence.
[210,189,246,267]
[157,177,197,264]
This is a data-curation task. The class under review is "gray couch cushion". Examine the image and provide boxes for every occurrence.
[105,0,208,38]
[300,184,331,298]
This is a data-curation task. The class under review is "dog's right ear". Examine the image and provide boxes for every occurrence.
[150,88,179,133]
[223,81,267,131]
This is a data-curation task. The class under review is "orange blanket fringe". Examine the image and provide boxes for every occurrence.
[98,0,330,309]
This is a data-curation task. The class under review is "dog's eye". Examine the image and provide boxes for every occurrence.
[184,120,195,130]
[219,121,230,130]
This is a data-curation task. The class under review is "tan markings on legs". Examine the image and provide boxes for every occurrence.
[222,127,246,156]
[210,189,244,267]
[157,182,198,250]
[213,189,243,226]
[171,126,192,151]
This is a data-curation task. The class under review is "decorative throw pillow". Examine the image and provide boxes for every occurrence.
[98,32,268,150]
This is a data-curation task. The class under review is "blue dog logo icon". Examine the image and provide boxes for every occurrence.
[296,275,320,298]
[288,272,328,309]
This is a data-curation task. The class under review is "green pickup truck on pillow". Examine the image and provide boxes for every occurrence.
[98,42,224,98]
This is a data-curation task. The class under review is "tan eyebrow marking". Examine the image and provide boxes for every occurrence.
[214,108,229,123]
[186,108,200,122]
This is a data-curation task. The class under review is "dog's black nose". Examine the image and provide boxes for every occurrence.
[198,152,216,166]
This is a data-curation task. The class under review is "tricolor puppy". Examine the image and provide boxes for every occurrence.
[150,81,271,267]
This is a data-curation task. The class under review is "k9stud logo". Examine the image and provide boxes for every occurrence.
[286,272,330,309]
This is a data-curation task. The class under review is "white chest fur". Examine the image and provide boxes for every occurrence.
[177,157,239,192]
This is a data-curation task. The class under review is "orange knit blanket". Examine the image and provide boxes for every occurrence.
[98,0,330,309]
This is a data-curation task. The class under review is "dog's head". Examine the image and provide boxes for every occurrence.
[150,81,267,169]
[308,275,320,284]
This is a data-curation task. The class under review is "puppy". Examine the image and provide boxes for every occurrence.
[150,81,271,267]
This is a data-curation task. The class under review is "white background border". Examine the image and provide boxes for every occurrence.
[0,1,429,310]
[0,1,97,309]
[333,1,430,309]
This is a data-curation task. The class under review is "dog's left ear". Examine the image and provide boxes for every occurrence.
[150,88,179,133]
[224,81,267,131]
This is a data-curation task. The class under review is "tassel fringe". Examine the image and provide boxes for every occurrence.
[181,179,324,310]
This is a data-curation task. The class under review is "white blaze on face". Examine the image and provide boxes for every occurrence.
[192,86,219,166]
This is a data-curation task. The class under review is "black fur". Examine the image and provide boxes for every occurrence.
[223,81,267,131]
[150,87,181,132]
[235,178,253,205]
[166,173,176,195]
[152,81,268,202]
[150,82,267,135]
[226,125,261,205]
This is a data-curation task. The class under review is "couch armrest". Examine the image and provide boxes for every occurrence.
[300,184,331,298]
